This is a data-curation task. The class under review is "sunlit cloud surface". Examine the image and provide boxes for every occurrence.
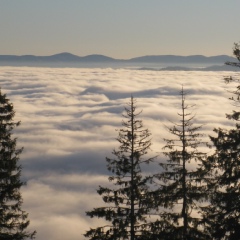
[0,67,238,240]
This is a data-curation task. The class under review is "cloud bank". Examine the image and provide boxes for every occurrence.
[0,66,238,239]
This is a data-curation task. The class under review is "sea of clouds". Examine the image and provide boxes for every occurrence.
[0,66,239,240]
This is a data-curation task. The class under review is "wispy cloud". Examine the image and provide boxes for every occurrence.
[0,67,237,239]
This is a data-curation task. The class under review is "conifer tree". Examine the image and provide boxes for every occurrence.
[84,96,155,240]
[225,42,240,68]
[225,42,240,120]
[201,43,240,239]
[0,89,36,239]
[152,88,209,240]
[202,127,240,239]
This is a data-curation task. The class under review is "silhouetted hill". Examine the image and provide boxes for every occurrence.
[128,55,235,63]
[139,64,240,72]
[0,53,116,63]
[46,52,81,61]
[81,54,115,62]
[0,53,236,63]
[0,53,238,69]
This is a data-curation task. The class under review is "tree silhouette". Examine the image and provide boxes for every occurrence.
[225,42,240,68]
[201,43,240,239]
[224,42,240,121]
[202,127,240,239]
[84,96,156,240]
[0,89,36,239]
[152,88,209,240]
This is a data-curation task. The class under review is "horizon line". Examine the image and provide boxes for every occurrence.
[0,52,235,59]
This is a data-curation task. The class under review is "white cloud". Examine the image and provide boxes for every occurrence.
[0,66,238,239]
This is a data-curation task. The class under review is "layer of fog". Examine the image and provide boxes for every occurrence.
[0,67,238,240]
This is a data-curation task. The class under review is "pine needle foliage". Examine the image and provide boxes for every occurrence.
[152,88,210,240]
[225,42,240,68]
[201,43,240,239]
[224,42,240,121]
[0,89,36,240]
[202,127,240,239]
[84,96,156,240]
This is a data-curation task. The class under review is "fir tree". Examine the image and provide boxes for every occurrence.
[202,127,240,239]
[225,42,240,121]
[0,89,36,239]
[201,43,240,239]
[84,96,155,240]
[152,88,209,240]
[225,42,240,68]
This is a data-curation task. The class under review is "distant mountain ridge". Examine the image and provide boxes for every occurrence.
[0,52,236,63]
[129,54,235,63]
[139,64,240,72]
[0,52,115,62]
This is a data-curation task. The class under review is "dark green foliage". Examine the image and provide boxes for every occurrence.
[201,43,240,239]
[153,88,209,240]
[233,43,240,62]
[0,89,36,240]
[224,42,240,121]
[225,42,240,67]
[85,97,156,240]
[202,127,240,239]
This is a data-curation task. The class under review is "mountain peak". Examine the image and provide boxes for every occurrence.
[0,53,237,66]
[48,52,80,61]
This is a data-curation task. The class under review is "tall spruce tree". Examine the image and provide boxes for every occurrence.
[84,96,155,240]
[225,42,240,68]
[202,127,240,239]
[225,42,240,120]
[152,88,209,240]
[0,89,36,239]
[201,44,240,239]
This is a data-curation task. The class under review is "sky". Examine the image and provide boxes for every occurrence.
[1,0,240,58]
[0,66,238,239]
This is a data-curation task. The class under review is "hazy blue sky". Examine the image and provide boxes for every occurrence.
[1,0,239,58]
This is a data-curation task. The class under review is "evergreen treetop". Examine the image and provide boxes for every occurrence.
[0,88,36,240]
[152,88,210,240]
[201,43,240,239]
[85,96,156,240]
